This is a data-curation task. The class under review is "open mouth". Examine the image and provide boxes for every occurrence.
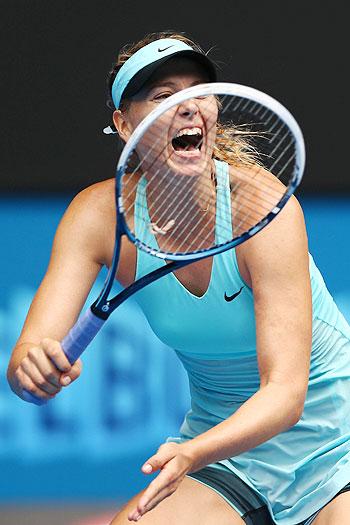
[171,127,203,153]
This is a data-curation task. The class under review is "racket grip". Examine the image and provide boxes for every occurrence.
[61,307,105,364]
[21,308,105,405]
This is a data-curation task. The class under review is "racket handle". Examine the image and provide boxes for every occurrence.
[21,308,105,405]
[61,307,105,364]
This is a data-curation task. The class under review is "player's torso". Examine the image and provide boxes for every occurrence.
[86,178,250,296]
[113,161,254,294]
[116,241,250,297]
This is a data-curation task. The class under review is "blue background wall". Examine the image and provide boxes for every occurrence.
[1,195,349,503]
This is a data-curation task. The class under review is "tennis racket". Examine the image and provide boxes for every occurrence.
[23,82,305,405]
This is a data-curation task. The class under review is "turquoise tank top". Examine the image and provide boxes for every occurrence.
[133,160,350,524]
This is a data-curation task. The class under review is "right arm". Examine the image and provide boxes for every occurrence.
[7,181,115,402]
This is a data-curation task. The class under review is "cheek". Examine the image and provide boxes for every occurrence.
[134,109,175,162]
[127,101,154,129]
[206,114,218,147]
[208,100,219,127]
[200,98,219,142]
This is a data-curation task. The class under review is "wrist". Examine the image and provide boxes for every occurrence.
[181,439,210,473]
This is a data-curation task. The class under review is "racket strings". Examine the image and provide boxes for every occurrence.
[125,165,219,254]
[129,153,291,252]
[123,96,219,239]
[126,161,212,241]
[123,104,206,216]
[123,92,233,207]
[135,134,293,247]
[133,160,282,254]
[218,98,297,183]
[122,115,178,204]
[201,122,295,244]
[152,162,281,250]
[141,121,290,217]
[172,173,282,254]
[124,95,292,208]
[142,172,218,253]
[157,135,292,244]
[122,93,298,255]
[230,134,295,236]
[130,170,284,253]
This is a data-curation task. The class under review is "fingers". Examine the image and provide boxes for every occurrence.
[143,483,177,512]
[15,338,82,401]
[128,446,191,522]
[40,338,72,372]
[128,483,177,521]
[20,354,61,395]
[128,448,174,520]
[41,338,83,387]
[139,468,177,509]
[14,366,57,400]
[128,470,177,522]
[141,443,178,473]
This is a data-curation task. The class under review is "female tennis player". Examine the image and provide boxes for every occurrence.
[7,31,350,525]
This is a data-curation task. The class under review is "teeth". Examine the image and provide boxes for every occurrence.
[175,127,202,138]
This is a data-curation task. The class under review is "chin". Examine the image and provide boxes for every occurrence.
[166,152,211,178]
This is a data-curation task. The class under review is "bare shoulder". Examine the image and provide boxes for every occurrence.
[253,193,306,244]
[68,178,115,219]
[229,161,308,284]
[228,163,305,241]
[238,193,309,289]
[241,192,307,252]
[54,178,116,266]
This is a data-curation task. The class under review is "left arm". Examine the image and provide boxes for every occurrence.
[181,196,312,464]
[128,197,312,521]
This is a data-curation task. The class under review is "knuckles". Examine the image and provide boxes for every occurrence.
[158,442,178,454]
[164,471,176,483]
[41,338,62,356]
[18,356,29,370]
[27,347,40,361]
[14,340,79,402]
[40,337,54,347]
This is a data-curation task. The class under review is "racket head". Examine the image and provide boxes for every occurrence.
[116,82,305,261]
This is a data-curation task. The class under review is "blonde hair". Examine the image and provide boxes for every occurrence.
[107,30,258,168]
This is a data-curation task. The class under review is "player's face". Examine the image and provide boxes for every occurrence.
[118,57,218,178]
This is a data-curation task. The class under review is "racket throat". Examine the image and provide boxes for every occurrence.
[107,259,189,312]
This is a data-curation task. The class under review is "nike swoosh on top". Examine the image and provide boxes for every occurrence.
[224,286,244,302]
[158,45,174,52]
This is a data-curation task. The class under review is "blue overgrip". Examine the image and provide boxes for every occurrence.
[22,308,105,405]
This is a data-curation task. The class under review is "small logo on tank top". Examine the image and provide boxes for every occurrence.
[224,286,244,302]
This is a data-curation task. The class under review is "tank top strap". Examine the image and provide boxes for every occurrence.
[134,176,163,280]
[134,175,159,251]
[214,159,233,245]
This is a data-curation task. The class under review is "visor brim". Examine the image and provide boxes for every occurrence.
[121,50,217,102]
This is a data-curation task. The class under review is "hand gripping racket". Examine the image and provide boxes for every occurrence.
[23,82,305,404]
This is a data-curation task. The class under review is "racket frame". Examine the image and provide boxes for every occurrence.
[93,82,305,318]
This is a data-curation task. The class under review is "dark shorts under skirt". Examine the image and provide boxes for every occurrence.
[187,465,350,525]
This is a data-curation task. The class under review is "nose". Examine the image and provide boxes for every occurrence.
[178,98,199,118]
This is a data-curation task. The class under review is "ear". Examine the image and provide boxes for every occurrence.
[113,109,132,142]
